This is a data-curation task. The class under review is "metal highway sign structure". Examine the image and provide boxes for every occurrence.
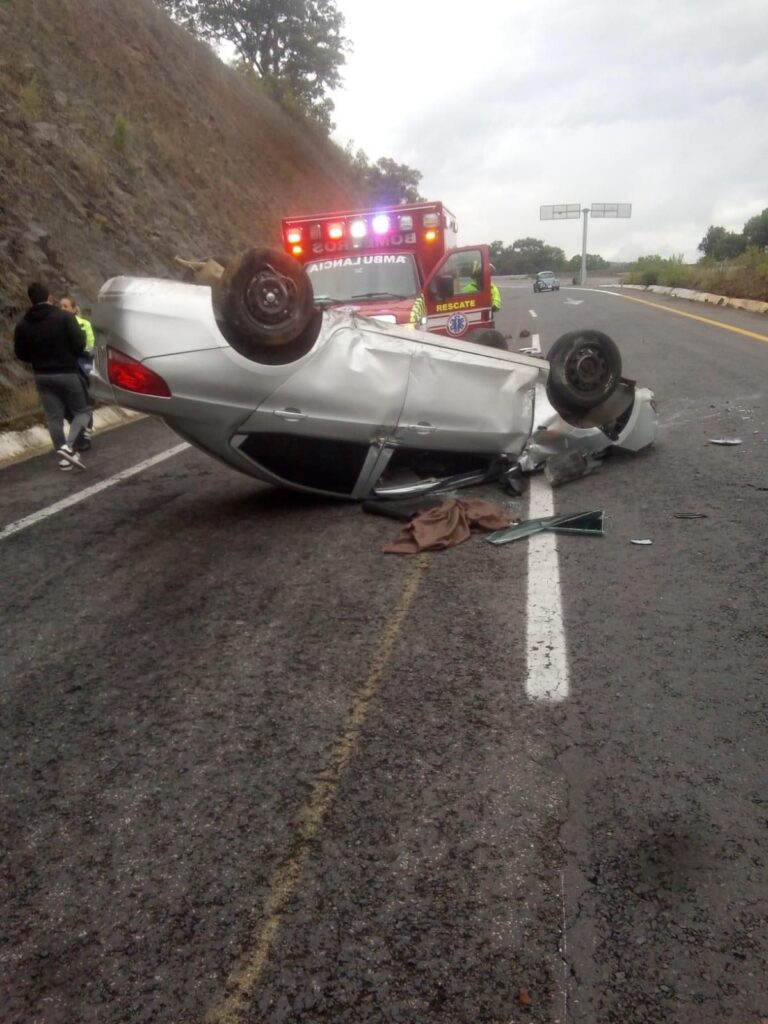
[590,203,632,219]
[541,202,632,285]
[540,204,581,220]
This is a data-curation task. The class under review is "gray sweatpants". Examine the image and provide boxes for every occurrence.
[35,373,91,451]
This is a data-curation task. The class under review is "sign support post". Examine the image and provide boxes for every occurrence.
[540,203,632,286]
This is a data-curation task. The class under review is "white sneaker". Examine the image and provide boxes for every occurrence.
[57,444,85,470]
[58,460,74,471]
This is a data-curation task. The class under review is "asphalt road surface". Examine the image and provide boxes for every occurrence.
[2,284,767,1024]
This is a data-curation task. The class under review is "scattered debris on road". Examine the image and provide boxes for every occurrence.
[363,495,444,522]
[631,538,653,545]
[486,509,605,545]
[516,987,534,1007]
[544,450,601,487]
[382,498,514,554]
[707,438,743,445]
[673,512,708,519]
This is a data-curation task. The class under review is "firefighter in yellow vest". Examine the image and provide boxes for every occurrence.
[409,293,426,326]
[462,262,501,313]
[410,261,500,326]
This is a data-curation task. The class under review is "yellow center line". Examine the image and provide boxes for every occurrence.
[205,554,428,1024]
[602,290,768,343]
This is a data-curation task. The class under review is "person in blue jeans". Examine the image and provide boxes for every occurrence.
[60,295,95,450]
[14,282,90,470]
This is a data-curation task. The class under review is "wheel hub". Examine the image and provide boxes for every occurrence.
[245,266,296,326]
[567,345,607,392]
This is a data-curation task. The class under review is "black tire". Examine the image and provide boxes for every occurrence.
[213,248,314,350]
[468,328,508,351]
[533,284,540,293]
[546,329,622,412]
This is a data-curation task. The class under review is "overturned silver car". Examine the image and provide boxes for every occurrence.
[91,249,656,499]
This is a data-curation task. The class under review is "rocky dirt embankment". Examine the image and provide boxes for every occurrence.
[0,0,361,428]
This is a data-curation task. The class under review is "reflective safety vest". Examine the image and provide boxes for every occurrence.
[76,314,95,351]
[409,294,426,324]
[461,279,502,310]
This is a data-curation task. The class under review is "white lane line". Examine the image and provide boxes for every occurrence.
[0,443,190,542]
[525,475,569,702]
[529,309,538,318]
[518,333,541,356]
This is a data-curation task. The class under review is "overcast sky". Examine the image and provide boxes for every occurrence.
[329,0,767,262]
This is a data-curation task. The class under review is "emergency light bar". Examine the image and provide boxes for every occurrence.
[284,209,445,250]
[372,214,390,235]
[282,200,458,275]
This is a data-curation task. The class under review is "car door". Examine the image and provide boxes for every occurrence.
[418,245,495,338]
[392,334,542,456]
[234,319,414,495]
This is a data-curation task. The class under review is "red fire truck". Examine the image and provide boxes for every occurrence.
[281,201,500,343]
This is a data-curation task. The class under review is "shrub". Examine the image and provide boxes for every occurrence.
[626,250,768,301]
[19,77,42,120]
[113,114,130,151]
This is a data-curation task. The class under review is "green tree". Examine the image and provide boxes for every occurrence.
[698,224,745,261]
[567,253,608,271]
[156,0,348,131]
[486,239,567,275]
[507,238,566,274]
[363,156,422,205]
[743,208,768,250]
[344,146,423,205]
[489,240,507,263]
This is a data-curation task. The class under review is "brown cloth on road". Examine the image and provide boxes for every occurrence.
[383,498,515,554]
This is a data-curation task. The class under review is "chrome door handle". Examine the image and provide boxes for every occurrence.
[274,407,307,421]
[404,422,436,434]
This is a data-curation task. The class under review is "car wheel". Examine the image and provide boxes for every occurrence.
[533,284,539,293]
[468,328,508,351]
[213,248,315,351]
[546,329,622,412]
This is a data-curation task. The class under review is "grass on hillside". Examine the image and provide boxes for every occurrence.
[624,249,768,302]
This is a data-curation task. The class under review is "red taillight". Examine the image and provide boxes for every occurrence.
[424,229,438,242]
[107,347,171,397]
[327,222,344,240]
[286,228,302,245]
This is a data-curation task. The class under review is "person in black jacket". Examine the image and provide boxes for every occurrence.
[14,282,90,470]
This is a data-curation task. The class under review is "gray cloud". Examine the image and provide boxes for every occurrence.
[332,0,767,260]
